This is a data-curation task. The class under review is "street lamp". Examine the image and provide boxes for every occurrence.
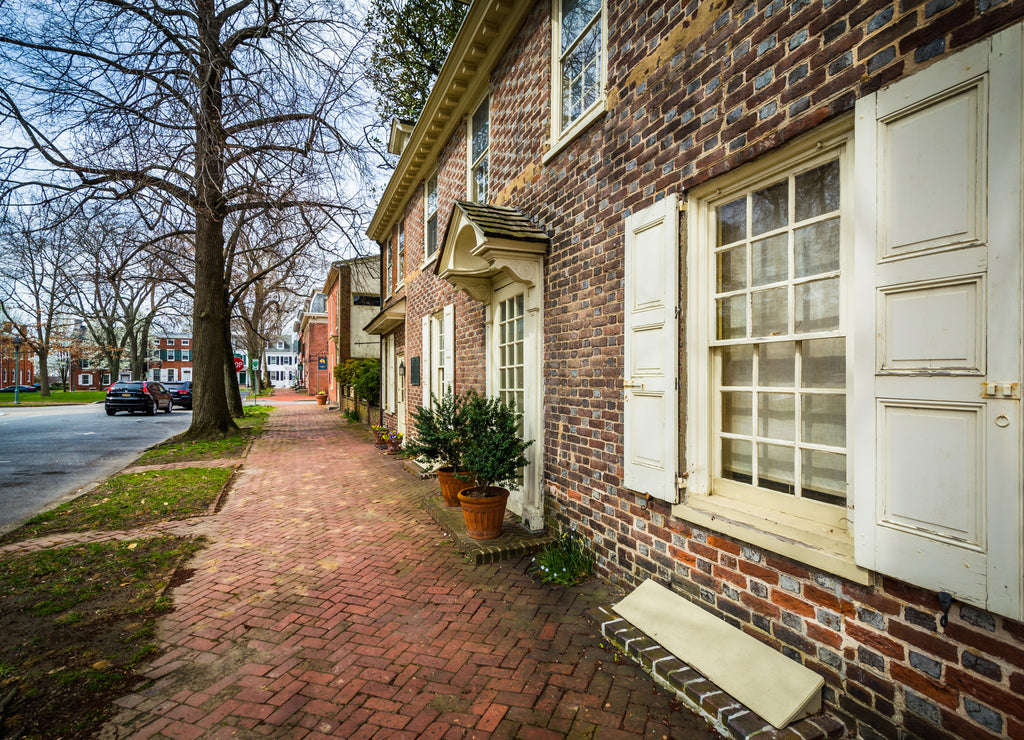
[12,335,21,405]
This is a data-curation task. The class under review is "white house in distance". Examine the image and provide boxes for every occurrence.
[263,335,298,388]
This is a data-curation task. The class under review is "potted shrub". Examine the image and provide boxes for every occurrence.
[316,391,327,406]
[404,390,471,506]
[457,392,532,539]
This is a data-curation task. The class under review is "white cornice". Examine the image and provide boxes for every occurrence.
[366,0,535,243]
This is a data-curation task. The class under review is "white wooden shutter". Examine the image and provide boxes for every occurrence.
[386,336,396,413]
[443,303,455,394]
[853,25,1023,620]
[421,315,431,407]
[623,194,679,502]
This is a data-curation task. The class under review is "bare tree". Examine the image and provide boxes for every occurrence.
[60,208,173,381]
[0,203,77,395]
[0,0,377,438]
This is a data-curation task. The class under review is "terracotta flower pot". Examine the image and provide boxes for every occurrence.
[457,486,509,540]
[437,468,472,507]
[316,394,327,405]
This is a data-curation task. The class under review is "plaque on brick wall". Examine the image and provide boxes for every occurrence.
[410,356,420,386]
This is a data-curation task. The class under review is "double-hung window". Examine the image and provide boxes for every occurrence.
[549,0,606,156]
[425,173,438,260]
[384,237,392,295]
[470,98,489,204]
[398,220,405,283]
[686,120,854,574]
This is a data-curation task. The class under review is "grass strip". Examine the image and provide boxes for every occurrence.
[136,404,273,464]
[0,536,205,739]
[0,467,232,545]
[0,390,106,406]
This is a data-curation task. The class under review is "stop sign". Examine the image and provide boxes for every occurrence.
[233,356,244,372]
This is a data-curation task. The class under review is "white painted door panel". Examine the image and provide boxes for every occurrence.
[854,25,1023,619]
[623,195,679,501]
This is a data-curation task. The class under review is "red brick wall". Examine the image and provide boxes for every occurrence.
[302,322,330,396]
[471,1,1024,738]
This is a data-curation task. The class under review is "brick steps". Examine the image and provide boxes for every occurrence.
[589,605,850,739]
[421,490,558,564]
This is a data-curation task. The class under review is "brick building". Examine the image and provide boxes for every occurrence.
[322,256,381,404]
[0,332,36,388]
[296,292,330,395]
[149,335,193,383]
[366,1,1024,737]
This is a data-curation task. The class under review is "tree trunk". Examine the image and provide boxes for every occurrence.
[223,305,244,419]
[37,347,50,395]
[190,215,237,437]
[183,2,237,439]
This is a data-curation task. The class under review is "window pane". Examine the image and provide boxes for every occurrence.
[751,233,788,287]
[717,246,746,292]
[721,344,753,385]
[721,391,752,435]
[718,197,746,245]
[472,99,489,161]
[758,443,795,494]
[561,0,601,52]
[751,287,787,337]
[751,181,788,236]
[473,160,489,204]
[427,176,437,215]
[795,218,840,278]
[722,438,752,483]
[758,392,795,441]
[801,450,846,505]
[795,277,839,333]
[802,337,845,389]
[427,216,437,256]
[759,342,794,387]
[795,160,840,221]
[801,394,845,447]
[561,24,601,127]
[717,295,746,340]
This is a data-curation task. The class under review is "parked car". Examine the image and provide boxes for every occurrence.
[0,385,38,393]
[104,380,173,416]
[164,380,193,409]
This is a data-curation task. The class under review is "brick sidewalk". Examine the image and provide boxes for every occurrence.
[99,403,719,739]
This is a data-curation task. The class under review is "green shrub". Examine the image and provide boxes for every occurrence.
[529,531,594,586]
[404,389,469,470]
[461,391,532,493]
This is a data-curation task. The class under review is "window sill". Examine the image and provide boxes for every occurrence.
[542,98,607,165]
[672,494,872,585]
[420,252,438,272]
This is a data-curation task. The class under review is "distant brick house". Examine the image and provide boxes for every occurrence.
[0,333,36,387]
[149,335,193,383]
[322,256,381,405]
[366,1,1024,737]
[296,292,330,396]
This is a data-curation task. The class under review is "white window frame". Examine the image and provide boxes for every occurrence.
[424,172,439,265]
[182,339,190,346]
[546,0,608,163]
[681,116,868,583]
[468,96,489,204]
[79,373,92,386]
[383,237,392,296]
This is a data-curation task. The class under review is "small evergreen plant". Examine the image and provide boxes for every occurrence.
[404,389,469,470]
[529,531,594,586]
[460,391,532,495]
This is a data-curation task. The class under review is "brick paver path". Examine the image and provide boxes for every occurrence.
[100,403,718,739]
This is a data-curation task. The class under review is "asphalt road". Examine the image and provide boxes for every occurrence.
[0,402,192,532]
